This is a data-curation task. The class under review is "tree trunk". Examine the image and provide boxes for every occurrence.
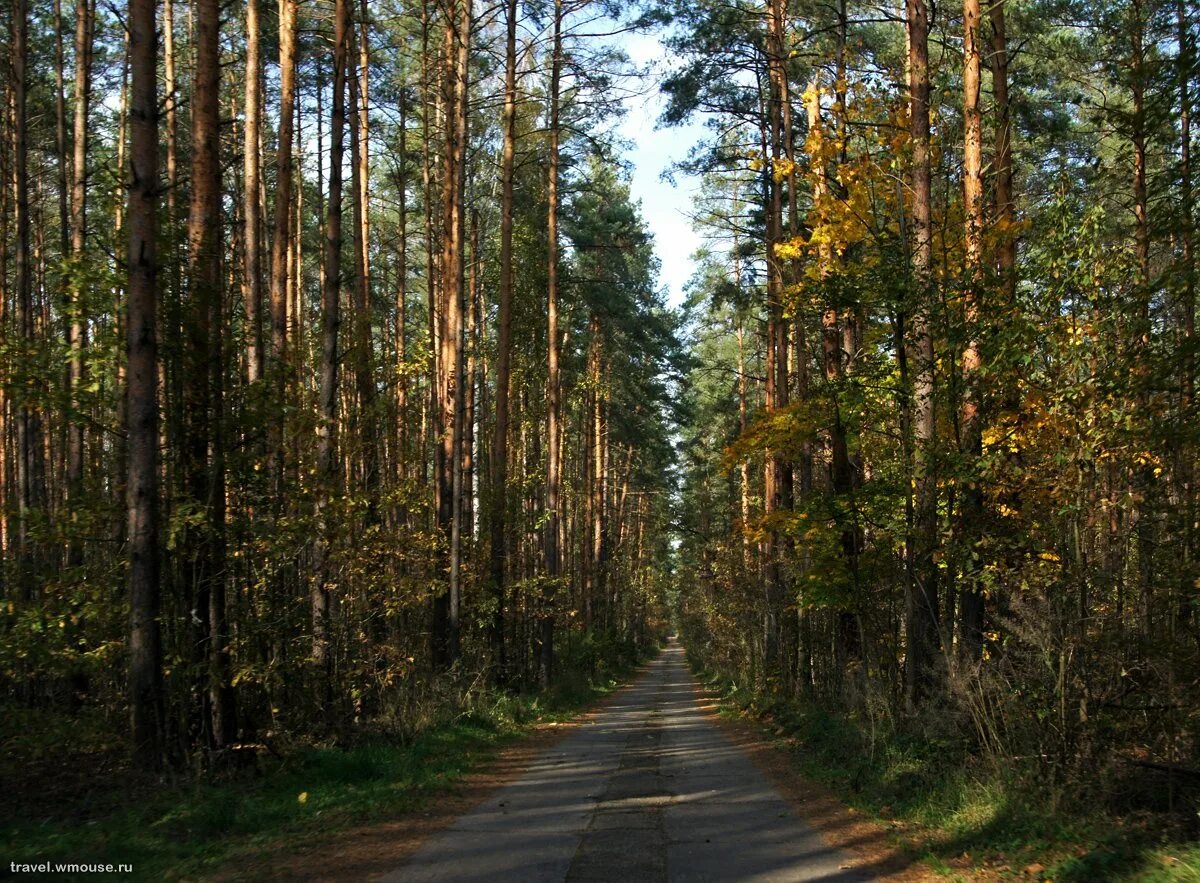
[990,0,1014,297]
[958,0,986,661]
[490,0,518,680]
[269,0,297,497]
[186,0,235,749]
[905,0,940,710]
[243,0,263,385]
[541,0,564,688]
[396,89,409,486]
[127,0,163,771]
[314,0,348,672]
[13,0,45,600]
[349,12,377,497]
[65,0,90,564]
[433,0,469,669]
[761,0,790,678]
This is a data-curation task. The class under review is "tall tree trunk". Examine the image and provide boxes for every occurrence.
[357,0,371,301]
[127,0,163,771]
[807,72,859,679]
[186,0,235,749]
[54,0,68,261]
[269,0,297,496]
[314,0,348,672]
[905,0,940,710]
[541,0,563,688]
[164,0,177,227]
[464,212,478,535]
[589,316,607,620]
[13,0,44,601]
[243,0,264,385]
[490,0,517,680]
[348,14,376,498]
[959,0,986,661]
[433,0,469,669]
[163,0,182,479]
[761,0,789,677]
[396,90,409,486]
[990,0,1014,298]
[65,0,90,564]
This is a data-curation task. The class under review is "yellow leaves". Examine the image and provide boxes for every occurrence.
[1038,551,1061,563]
[774,237,806,262]
[1134,450,1163,473]
[773,157,798,182]
[297,791,309,805]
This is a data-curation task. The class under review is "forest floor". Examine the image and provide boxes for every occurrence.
[710,684,1200,882]
[0,663,638,882]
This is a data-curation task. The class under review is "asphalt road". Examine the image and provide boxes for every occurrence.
[383,641,873,882]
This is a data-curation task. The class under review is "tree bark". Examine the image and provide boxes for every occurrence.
[349,11,377,497]
[127,0,163,771]
[314,0,349,672]
[541,0,564,688]
[959,0,986,661]
[243,0,264,385]
[490,0,518,680]
[13,0,45,600]
[186,0,235,749]
[905,0,940,710]
[269,0,297,496]
[433,0,469,669]
[65,0,90,564]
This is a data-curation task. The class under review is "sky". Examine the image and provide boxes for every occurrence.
[614,31,708,310]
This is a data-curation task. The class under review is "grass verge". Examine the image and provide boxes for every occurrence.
[705,677,1200,882]
[2,660,641,882]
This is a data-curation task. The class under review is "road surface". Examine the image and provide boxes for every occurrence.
[383,641,874,882]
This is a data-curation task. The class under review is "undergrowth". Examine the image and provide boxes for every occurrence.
[2,639,651,881]
[703,670,1200,882]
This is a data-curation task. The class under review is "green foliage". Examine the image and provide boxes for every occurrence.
[1,637,646,881]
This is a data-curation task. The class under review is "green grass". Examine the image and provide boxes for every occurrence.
[706,677,1200,882]
[2,660,641,882]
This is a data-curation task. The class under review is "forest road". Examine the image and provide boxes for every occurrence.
[382,640,873,882]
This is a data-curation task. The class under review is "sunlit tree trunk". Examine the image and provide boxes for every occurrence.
[243,0,264,385]
[490,0,518,680]
[349,10,377,497]
[958,0,985,661]
[905,0,940,710]
[541,0,564,688]
[434,0,469,669]
[396,90,409,486]
[269,0,297,497]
